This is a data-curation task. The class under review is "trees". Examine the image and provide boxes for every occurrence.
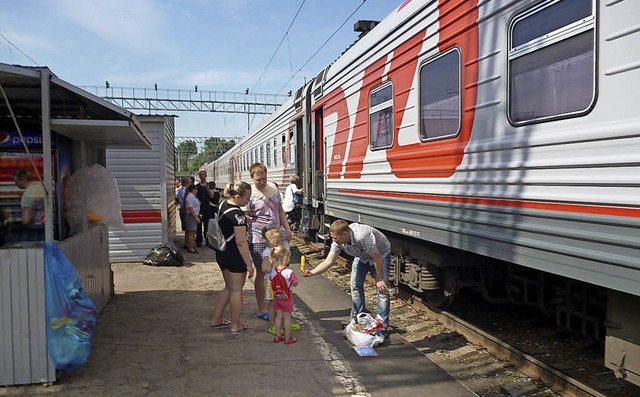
[175,137,236,173]
[176,140,197,173]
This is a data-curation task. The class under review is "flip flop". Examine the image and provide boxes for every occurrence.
[267,326,284,335]
[210,320,231,330]
[255,312,269,321]
[230,324,247,334]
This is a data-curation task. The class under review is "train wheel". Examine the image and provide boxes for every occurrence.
[423,267,458,308]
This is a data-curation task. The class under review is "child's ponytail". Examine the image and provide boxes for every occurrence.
[269,244,291,267]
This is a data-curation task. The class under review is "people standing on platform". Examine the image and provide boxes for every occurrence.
[176,176,192,237]
[267,244,299,344]
[184,184,200,253]
[260,227,301,336]
[301,219,391,329]
[210,181,255,334]
[282,175,303,232]
[244,163,293,322]
[195,170,215,248]
[13,168,46,227]
[208,181,220,215]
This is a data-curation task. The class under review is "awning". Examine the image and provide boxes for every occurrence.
[0,63,151,149]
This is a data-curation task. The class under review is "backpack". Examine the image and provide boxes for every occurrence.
[206,205,240,251]
[271,268,291,300]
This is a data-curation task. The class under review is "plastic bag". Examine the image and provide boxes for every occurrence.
[44,242,97,371]
[65,164,124,235]
[344,313,385,348]
[143,242,184,267]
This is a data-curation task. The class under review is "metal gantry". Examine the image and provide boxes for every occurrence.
[80,86,289,115]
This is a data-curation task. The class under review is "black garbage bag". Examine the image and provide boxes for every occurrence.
[143,243,184,267]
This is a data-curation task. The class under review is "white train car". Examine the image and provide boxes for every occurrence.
[210,96,301,192]
[211,0,640,386]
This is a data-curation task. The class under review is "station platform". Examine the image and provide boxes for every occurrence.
[1,244,476,396]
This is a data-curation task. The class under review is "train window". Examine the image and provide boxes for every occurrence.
[282,134,287,165]
[508,0,595,124]
[419,49,461,140]
[369,83,394,150]
[266,142,271,167]
[288,128,295,164]
[273,138,278,167]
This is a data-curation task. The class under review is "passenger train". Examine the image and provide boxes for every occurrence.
[205,0,640,385]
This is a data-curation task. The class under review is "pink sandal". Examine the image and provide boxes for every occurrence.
[284,336,297,345]
[273,335,284,343]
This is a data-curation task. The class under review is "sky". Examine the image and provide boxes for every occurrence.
[0,0,400,140]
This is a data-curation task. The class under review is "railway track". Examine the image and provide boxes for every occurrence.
[292,237,637,397]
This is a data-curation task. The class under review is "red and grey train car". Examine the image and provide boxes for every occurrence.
[209,0,640,385]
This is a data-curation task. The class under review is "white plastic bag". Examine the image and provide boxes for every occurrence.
[344,321,376,347]
[65,164,124,234]
[344,313,385,347]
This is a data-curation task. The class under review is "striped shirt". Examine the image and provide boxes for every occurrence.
[330,223,391,262]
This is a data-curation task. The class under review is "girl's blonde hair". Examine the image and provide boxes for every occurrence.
[269,244,291,268]
[262,227,284,247]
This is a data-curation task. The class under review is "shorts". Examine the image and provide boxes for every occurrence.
[250,243,267,269]
[273,296,294,313]
[217,257,248,274]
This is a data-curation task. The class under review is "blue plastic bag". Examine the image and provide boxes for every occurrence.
[44,242,97,371]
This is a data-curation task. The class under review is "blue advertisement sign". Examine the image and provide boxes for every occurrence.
[0,130,55,149]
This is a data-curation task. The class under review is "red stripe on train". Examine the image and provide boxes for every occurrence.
[122,210,162,223]
[337,189,640,219]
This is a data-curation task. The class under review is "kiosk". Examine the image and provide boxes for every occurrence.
[0,63,151,386]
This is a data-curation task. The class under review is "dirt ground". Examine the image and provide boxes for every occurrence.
[1,227,586,397]
[1,243,357,397]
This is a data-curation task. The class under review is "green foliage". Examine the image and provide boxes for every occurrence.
[175,138,235,173]
[203,137,235,162]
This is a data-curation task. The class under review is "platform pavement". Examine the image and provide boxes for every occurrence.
[117,248,474,396]
[0,241,476,397]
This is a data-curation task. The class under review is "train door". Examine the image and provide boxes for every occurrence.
[291,117,304,179]
[312,108,324,203]
[310,66,329,207]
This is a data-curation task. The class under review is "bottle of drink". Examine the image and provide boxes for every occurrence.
[300,255,306,272]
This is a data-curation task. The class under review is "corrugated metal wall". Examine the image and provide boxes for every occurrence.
[106,116,176,262]
[57,223,110,312]
[0,225,110,386]
[164,117,177,245]
[0,247,55,386]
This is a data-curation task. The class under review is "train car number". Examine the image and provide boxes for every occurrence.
[402,228,421,237]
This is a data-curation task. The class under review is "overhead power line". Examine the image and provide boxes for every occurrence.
[250,0,306,95]
[0,32,38,65]
[275,0,368,96]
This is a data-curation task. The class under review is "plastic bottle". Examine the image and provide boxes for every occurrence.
[300,255,306,272]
